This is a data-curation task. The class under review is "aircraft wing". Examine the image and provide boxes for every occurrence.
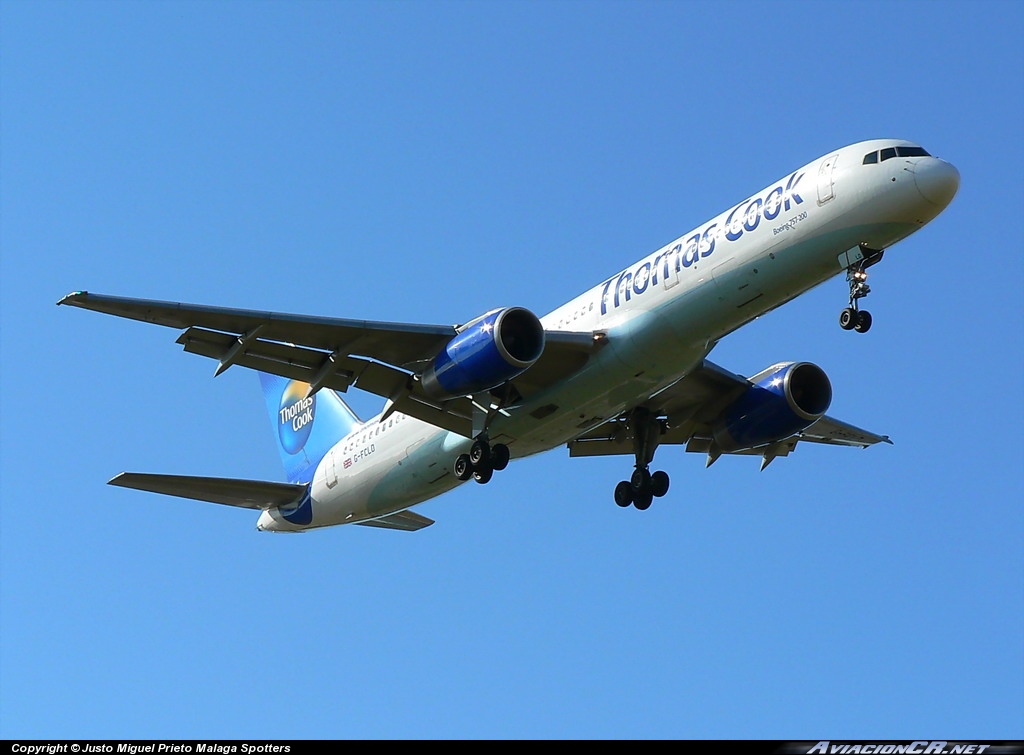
[568,359,891,465]
[59,292,597,438]
[789,414,892,448]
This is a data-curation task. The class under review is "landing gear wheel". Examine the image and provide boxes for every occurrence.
[490,443,510,471]
[454,454,473,481]
[854,309,872,333]
[633,489,653,510]
[614,481,634,507]
[630,467,651,490]
[469,439,491,466]
[472,465,493,484]
[839,307,857,330]
[650,470,670,498]
[630,468,654,510]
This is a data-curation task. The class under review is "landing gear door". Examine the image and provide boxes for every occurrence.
[817,153,839,205]
[837,245,865,271]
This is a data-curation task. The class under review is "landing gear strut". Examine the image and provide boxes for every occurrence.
[454,436,510,485]
[613,407,671,510]
[840,246,884,334]
[453,390,514,485]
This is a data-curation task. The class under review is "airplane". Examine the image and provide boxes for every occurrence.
[59,138,959,532]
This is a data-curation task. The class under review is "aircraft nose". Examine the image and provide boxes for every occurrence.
[914,158,960,207]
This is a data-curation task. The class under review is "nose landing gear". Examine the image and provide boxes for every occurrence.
[840,246,884,334]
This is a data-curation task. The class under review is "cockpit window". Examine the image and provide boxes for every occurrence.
[864,145,933,165]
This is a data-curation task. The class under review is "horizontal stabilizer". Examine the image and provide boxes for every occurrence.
[355,510,435,531]
[109,472,307,510]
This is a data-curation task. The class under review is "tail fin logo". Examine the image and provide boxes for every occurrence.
[261,371,360,484]
[278,381,316,455]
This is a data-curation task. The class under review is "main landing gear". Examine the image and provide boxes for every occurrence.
[839,247,884,334]
[454,437,510,485]
[612,407,671,510]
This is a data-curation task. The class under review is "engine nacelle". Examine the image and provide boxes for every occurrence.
[711,362,832,452]
[419,307,545,400]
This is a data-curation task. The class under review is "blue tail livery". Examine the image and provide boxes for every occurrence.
[259,373,361,484]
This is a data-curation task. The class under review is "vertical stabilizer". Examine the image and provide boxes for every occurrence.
[259,373,361,484]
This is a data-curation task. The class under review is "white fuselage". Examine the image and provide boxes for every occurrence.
[257,139,958,531]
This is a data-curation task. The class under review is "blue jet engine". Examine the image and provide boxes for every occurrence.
[419,307,545,399]
[711,362,832,452]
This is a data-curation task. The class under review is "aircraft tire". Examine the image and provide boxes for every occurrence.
[614,481,633,507]
[839,308,857,330]
[470,439,491,466]
[454,454,473,481]
[854,310,872,333]
[651,470,670,498]
[630,467,651,490]
[633,490,653,510]
[491,443,510,471]
[473,465,493,484]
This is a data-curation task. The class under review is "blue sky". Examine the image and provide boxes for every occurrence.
[2,0,1022,740]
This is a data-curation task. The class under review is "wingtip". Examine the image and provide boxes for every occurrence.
[57,290,88,306]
